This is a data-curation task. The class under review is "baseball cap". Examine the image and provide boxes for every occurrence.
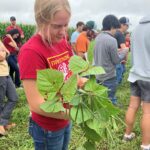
[86,20,97,33]
[119,17,131,26]
[10,16,16,21]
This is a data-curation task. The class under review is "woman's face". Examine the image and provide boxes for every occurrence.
[46,10,70,43]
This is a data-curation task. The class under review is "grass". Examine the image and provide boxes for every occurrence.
[0,54,142,150]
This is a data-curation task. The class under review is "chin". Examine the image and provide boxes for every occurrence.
[57,37,64,41]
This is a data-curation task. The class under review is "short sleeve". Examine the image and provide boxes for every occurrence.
[108,39,120,65]
[115,32,125,48]
[18,48,47,80]
[3,36,11,45]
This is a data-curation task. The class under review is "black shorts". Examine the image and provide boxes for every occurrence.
[130,80,150,102]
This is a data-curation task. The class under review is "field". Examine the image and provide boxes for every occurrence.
[0,54,142,150]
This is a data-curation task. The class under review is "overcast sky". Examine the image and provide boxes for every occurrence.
[0,0,150,30]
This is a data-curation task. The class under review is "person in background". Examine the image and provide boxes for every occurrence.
[18,0,87,149]
[6,16,24,48]
[75,20,97,60]
[123,15,150,150]
[114,17,131,84]
[6,16,24,39]
[125,31,131,49]
[2,29,21,88]
[94,14,128,105]
[70,21,84,54]
[0,40,18,136]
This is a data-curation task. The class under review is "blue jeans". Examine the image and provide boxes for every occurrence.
[0,76,18,125]
[116,64,126,84]
[29,118,71,150]
[100,77,118,104]
[7,54,21,87]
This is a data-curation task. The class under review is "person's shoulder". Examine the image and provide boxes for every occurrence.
[21,34,43,53]
[100,32,116,41]
[71,31,77,36]
[6,25,13,31]
[115,30,123,37]
[102,32,117,45]
[77,32,86,40]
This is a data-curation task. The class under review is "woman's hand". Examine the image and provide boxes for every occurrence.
[77,77,88,88]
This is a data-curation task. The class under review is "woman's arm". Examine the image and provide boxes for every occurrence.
[0,40,9,61]
[0,50,6,61]
[6,34,19,51]
[22,79,70,120]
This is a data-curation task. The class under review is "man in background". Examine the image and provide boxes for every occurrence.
[70,21,84,54]
[75,20,97,60]
[6,16,24,39]
[94,15,128,105]
[114,17,131,84]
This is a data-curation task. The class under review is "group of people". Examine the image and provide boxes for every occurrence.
[0,17,24,135]
[94,14,150,150]
[0,0,150,150]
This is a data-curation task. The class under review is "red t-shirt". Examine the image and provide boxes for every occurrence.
[18,34,73,131]
[125,39,130,48]
[2,36,16,54]
[6,25,24,37]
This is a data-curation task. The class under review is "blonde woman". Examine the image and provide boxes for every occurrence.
[18,0,87,149]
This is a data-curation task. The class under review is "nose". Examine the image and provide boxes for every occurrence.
[59,26,67,35]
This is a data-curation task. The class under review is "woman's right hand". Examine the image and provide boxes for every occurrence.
[77,77,88,88]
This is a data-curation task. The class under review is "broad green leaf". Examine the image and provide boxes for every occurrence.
[37,69,64,98]
[47,92,57,101]
[83,141,96,150]
[70,106,92,124]
[87,40,95,65]
[40,100,64,113]
[84,77,108,98]
[69,55,89,74]
[82,125,101,142]
[86,119,100,133]
[99,99,120,116]
[70,95,81,106]
[61,75,77,102]
[80,66,105,77]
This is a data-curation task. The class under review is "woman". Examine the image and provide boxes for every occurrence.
[2,29,21,88]
[18,0,86,149]
[0,41,18,136]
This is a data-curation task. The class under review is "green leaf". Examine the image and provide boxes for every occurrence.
[70,95,81,106]
[83,141,96,150]
[47,92,57,101]
[84,77,108,98]
[82,125,101,142]
[80,66,105,77]
[37,69,64,98]
[40,100,64,113]
[70,106,92,124]
[76,147,86,150]
[69,55,89,74]
[100,100,120,116]
[87,40,95,65]
[86,119,100,133]
[60,75,77,102]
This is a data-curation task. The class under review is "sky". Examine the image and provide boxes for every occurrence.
[0,0,150,31]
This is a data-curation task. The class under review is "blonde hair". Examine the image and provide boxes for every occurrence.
[34,0,71,44]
